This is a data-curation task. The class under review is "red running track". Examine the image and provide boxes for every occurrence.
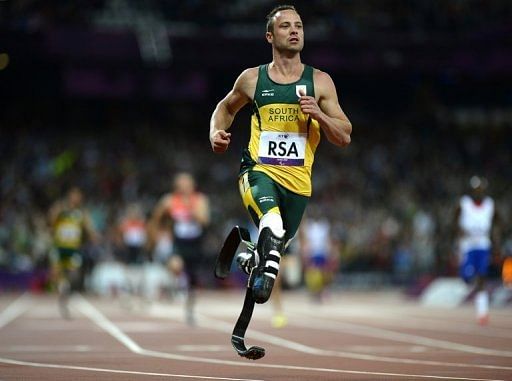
[0,290,511,381]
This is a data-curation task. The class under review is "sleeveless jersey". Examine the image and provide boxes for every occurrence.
[240,64,321,196]
[458,195,494,253]
[305,219,331,257]
[54,209,85,250]
[120,218,147,248]
[167,193,203,240]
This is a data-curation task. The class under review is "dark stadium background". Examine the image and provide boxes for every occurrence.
[0,0,511,292]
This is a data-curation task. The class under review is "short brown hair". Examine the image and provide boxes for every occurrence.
[266,5,298,33]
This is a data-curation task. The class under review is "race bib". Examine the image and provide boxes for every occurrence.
[56,222,82,246]
[258,131,306,166]
[174,221,202,239]
[123,228,147,246]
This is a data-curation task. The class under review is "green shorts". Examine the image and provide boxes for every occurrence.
[238,170,309,242]
[56,248,82,271]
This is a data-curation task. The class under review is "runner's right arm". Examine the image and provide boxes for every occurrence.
[148,195,172,247]
[209,68,257,153]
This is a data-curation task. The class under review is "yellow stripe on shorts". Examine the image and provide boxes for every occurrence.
[239,173,282,220]
[239,172,263,219]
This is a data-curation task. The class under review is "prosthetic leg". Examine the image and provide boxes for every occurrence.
[214,226,252,279]
[215,225,286,359]
[251,227,285,304]
[214,226,265,360]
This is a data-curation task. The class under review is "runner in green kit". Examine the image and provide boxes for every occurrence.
[209,4,352,359]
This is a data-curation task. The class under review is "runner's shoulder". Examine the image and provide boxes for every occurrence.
[234,67,259,99]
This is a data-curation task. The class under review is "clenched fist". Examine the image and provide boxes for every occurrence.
[211,130,232,153]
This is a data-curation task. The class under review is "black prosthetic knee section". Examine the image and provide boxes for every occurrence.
[251,227,285,304]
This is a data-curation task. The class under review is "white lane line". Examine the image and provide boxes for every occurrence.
[75,296,508,381]
[342,345,429,354]
[194,313,512,372]
[311,305,512,339]
[0,357,263,381]
[6,345,92,353]
[287,313,512,357]
[116,321,181,333]
[363,314,512,340]
[0,293,31,330]
[176,345,233,352]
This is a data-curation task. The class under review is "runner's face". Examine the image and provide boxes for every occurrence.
[471,185,485,202]
[267,10,304,53]
[68,189,83,208]
[175,174,194,195]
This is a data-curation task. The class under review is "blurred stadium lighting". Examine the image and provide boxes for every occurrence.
[93,0,172,65]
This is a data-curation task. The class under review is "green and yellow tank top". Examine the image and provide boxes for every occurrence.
[240,64,321,197]
[53,209,85,249]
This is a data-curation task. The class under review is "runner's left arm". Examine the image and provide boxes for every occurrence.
[83,211,100,244]
[491,209,502,259]
[193,194,210,227]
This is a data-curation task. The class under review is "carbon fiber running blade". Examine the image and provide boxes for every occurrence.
[232,336,265,360]
[214,226,251,279]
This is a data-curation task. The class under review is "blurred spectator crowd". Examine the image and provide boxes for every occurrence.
[1,0,511,290]
[2,0,511,41]
[0,97,510,288]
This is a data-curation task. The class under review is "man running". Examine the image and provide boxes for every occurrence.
[210,4,351,309]
[454,176,501,325]
[48,187,98,318]
[150,172,210,324]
